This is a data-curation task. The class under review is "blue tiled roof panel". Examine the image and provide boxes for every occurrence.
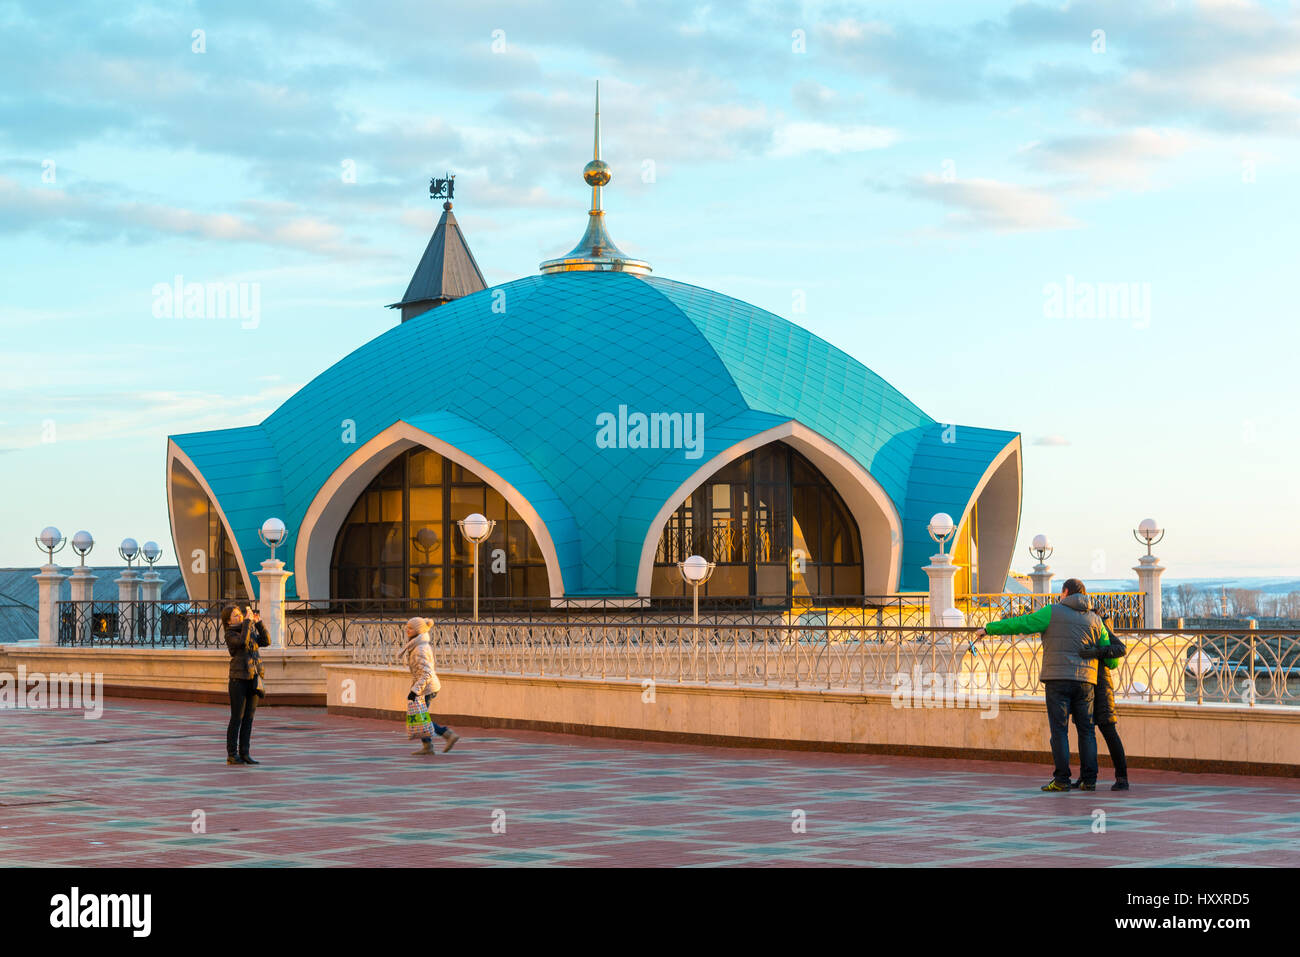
[170,271,1019,597]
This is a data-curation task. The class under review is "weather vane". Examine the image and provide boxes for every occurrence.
[429,172,455,201]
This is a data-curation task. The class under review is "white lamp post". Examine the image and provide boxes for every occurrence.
[457,512,497,622]
[1133,517,1165,629]
[116,537,140,642]
[255,517,293,648]
[678,554,716,626]
[37,526,66,563]
[923,512,962,628]
[68,530,96,645]
[33,526,67,646]
[139,540,164,641]
[1028,533,1054,598]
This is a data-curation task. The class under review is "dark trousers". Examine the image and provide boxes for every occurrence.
[1098,721,1128,778]
[1044,680,1098,785]
[420,692,449,743]
[227,678,258,757]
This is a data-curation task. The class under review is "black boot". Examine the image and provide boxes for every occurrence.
[226,755,241,765]
[239,755,260,765]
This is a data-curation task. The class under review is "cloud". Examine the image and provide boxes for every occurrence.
[769,122,898,157]
[0,175,370,257]
[905,174,1081,233]
[1018,128,1196,191]
[815,1,1300,136]
[1006,0,1300,134]
[0,386,299,450]
[1033,435,1071,446]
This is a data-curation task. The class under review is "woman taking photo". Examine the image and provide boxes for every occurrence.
[223,604,269,765]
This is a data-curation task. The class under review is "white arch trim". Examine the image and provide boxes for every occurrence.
[166,440,255,600]
[634,421,903,596]
[294,420,568,600]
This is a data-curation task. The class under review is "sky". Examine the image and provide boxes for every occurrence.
[1,0,1298,580]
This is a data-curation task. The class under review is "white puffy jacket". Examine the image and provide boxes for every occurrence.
[401,633,442,696]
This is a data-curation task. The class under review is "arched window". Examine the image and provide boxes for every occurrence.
[208,501,247,601]
[330,448,548,601]
[652,443,863,605]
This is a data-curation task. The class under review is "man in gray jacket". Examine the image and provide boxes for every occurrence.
[975,578,1111,791]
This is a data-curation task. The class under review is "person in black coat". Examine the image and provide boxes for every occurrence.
[223,604,269,765]
[1074,614,1130,791]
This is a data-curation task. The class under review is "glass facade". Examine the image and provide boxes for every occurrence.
[208,503,248,601]
[653,443,863,604]
[952,500,979,596]
[330,448,549,601]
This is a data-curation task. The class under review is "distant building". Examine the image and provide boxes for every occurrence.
[166,93,1022,606]
[0,567,186,642]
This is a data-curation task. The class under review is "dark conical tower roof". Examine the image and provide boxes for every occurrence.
[388,200,487,322]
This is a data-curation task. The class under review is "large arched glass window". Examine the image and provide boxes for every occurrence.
[653,443,863,605]
[330,448,549,601]
[208,501,248,601]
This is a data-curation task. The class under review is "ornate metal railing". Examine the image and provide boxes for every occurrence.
[959,592,1145,629]
[780,592,1144,630]
[52,591,1145,648]
[351,621,1300,708]
[57,600,225,647]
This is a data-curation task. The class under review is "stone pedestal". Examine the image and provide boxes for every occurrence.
[254,559,294,649]
[1134,554,1165,629]
[1029,563,1054,598]
[140,569,163,642]
[33,564,66,646]
[924,553,960,629]
[116,569,140,643]
[68,566,97,645]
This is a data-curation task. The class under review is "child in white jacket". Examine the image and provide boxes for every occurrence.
[402,617,460,755]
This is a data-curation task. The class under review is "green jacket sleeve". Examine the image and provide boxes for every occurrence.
[1101,621,1120,671]
[983,604,1053,636]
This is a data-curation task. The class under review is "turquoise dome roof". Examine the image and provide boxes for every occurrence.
[171,271,1018,597]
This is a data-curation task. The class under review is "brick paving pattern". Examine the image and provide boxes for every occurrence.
[2,700,1299,866]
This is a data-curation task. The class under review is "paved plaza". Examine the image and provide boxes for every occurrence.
[2,700,1299,867]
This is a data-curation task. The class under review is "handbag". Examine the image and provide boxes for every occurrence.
[406,698,432,739]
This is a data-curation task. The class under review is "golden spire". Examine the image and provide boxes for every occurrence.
[540,81,650,276]
[583,81,610,213]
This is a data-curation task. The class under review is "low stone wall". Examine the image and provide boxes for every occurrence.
[325,664,1300,777]
[4,646,353,706]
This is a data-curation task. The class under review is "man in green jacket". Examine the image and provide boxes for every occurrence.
[975,578,1112,792]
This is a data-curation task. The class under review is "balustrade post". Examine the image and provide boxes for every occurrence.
[924,552,960,628]
[35,564,67,646]
[253,558,293,649]
[1196,633,1203,706]
[1029,562,1053,598]
[139,567,163,643]
[1133,554,1165,630]
[67,565,96,645]
[1249,631,1256,708]
[115,567,139,644]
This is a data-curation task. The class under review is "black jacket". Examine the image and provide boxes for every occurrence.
[225,619,269,681]
[1082,620,1127,724]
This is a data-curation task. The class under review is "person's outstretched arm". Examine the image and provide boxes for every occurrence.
[982,604,1053,636]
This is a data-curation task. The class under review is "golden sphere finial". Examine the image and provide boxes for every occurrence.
[583,159,610,187]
